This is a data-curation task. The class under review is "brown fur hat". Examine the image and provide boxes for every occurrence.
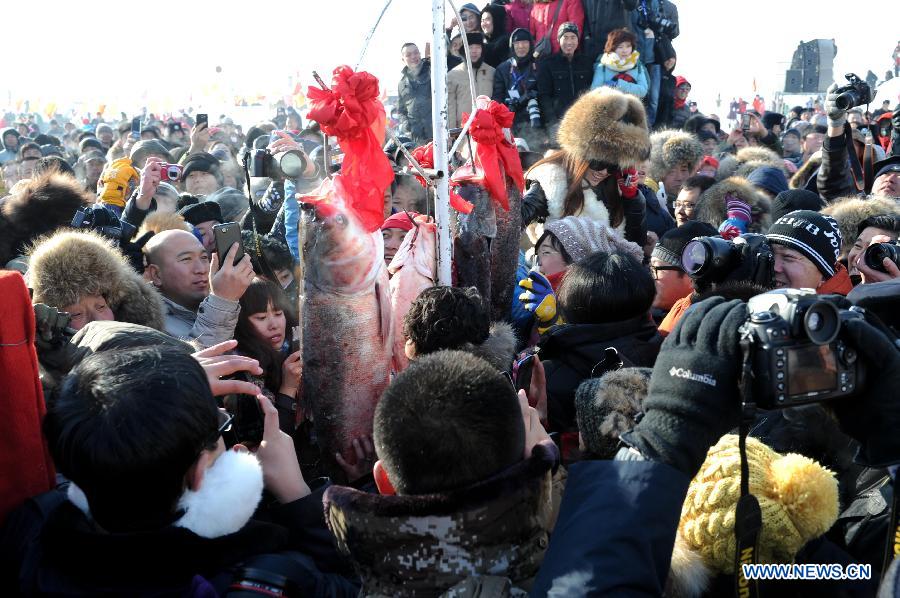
[717,147,786,182]
[0,171,90,266]
[821,196,900,257]
[695,176,772,233]
[735,146,784,169]
[789,154,821,189]
[557,86,650,168]
[27,230,166,331]
[648,130,703,181]
[575,367,652,459]
[137,211,191,238]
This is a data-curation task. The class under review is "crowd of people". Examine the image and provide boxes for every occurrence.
[1,1,900,597]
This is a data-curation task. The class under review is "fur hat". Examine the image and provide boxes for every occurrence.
[575,368,652,458]
[821,195,900,254]
[0,171,90,266]
[695,176,772,234]
[137,211,191,238]
[647,130,703,181]
[669,435,838,597]
[557,87,650,169]
[27,230,166,331]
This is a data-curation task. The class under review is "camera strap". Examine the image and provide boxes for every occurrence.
[844,122,876,195]
[734,331,762,598]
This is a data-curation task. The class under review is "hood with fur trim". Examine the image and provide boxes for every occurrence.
[27,230,165,331]
[0,171,89,266]
[821,195,900,254]
[789,155,821,190]
[324,441,559,597]
[463,321,518,372]
[137,210,191,238]
[647,130,704,182]
[557,87,650,168]
[695,176,772,233]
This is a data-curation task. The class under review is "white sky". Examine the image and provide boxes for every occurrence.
[2,0,897,123]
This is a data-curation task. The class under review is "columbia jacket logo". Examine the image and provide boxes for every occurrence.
[669,367,717,387]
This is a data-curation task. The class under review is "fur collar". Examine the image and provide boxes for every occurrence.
[526,162,623,231]
[463,321,518,371]
[323,441,559,596]
[695,176,772,233]
[67,449,264,539]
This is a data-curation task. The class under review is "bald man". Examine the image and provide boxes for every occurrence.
[144,229,253,347]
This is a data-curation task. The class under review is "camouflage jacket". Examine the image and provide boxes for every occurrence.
[323,441,562,597]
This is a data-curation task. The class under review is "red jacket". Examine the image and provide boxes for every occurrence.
[529,0,584,56]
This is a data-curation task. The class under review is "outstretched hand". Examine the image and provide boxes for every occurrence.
[192,339,262,396]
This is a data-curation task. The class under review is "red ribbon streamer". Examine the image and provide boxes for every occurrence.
[410,142,473,214]
[460,101,525,212]
[306,65,394,233]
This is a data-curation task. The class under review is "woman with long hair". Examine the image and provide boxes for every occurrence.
[520,86,651,248]
[234,278,301,432]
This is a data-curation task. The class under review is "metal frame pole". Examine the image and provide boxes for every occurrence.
[431,0,452,286]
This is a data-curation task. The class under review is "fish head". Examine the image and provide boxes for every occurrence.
[298,177,384,293]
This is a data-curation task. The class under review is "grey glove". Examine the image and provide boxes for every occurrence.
[824,82,847,129]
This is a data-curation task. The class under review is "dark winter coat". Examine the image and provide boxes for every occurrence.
[484,33,511,69]
[581,0,639,62]
[533,458,690,595]
[655,67,677,130]
[0,484,357,597]
[640,184,676,237]
[492,57,541,130]
[536,52,594,125]
[323,441,561,597]
[397,58,433,144]
[539,313,663,432]
[817,133,857,201]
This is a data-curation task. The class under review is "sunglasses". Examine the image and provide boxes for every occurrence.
[588,160,616,172]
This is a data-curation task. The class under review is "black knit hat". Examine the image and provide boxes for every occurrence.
[762,111,785,131]
[652,221,718,268]
[181,152,223,185]
[766,210,842,278]
[770,189,824,222]
[177,200,222,226]
[465,32,485,46]
[509,28,533,47]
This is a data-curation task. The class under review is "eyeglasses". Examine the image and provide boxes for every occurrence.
[205,408,233,447]
[650,265,682,280]
[672,201,696,211]
[588,160,615,172]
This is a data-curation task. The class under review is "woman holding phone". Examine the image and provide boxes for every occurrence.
[234,278,301,432]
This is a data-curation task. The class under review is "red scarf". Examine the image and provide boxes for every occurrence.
[673,75,690,110]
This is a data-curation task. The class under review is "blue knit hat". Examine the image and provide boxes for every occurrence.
[747,166,788,197]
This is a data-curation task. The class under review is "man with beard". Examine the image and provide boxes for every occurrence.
[493,28,541,138]
[397,43,433,144]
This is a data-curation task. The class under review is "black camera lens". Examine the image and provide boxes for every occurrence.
[681,236,739,279]
[863,242,900,273]
[833,91,858,111]
[803,300,840,345]
[276,150,306,179]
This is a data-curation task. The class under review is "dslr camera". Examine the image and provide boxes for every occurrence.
[741,289,865,409]
[681,234,775,288]
[833,73,874,111]
[71,204,136,245]
[247,134,308,180]
[864,241,900,273]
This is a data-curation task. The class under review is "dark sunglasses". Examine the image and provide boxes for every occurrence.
[588,160,616,172]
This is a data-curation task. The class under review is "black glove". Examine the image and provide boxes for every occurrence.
[33,303,75,352]
[831,316,900,467]
[621,297,749,477]
[119,230,154,273]
[521,181,549,227]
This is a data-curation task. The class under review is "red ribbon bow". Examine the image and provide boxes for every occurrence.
[306,66,394,233]
[459,101,525,211]
[410,142,473,214]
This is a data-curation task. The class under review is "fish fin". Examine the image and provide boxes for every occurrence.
[375,275,393,347]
